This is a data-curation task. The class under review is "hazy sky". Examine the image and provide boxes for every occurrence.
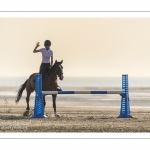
[0,18,150,77]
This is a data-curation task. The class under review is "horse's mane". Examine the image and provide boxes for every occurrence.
[48,62,57,75]
[42,60,62,77]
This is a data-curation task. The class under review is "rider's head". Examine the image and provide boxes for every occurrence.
[44,40,51,50]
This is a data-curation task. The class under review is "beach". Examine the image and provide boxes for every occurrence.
[0,97,150,132]
[0,84,150,132]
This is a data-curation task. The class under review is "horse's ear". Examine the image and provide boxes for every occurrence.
[61,60,63,64]
[55,60,57,64]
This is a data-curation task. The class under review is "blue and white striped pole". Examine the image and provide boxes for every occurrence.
[30,74,47,118]
[42,90,124,95]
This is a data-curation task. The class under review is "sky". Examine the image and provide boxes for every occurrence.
[0,18,150,77]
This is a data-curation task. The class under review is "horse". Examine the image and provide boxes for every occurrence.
[15,60,64,117]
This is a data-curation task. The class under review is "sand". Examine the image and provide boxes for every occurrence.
[0,99,150,132]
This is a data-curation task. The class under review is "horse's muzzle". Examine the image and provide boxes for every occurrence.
[60,74,64,80]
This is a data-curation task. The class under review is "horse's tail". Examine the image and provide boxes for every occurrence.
[15,79,28,103]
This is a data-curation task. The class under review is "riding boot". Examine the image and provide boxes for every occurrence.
[42,74,45,83]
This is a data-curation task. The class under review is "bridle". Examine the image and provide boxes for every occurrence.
[56,64,63,79]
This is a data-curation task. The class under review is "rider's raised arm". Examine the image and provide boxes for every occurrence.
[33,42,40,53]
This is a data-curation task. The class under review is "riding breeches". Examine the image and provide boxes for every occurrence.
[39,63,50,74]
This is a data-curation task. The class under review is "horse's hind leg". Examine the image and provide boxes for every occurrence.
[26,90,31,110]
[52,94,59,117]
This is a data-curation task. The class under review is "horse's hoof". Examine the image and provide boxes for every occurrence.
[51,114,60,118]
[55,114,60,118]
[23,110,30,116]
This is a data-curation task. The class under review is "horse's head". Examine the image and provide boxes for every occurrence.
[54,60,64,80]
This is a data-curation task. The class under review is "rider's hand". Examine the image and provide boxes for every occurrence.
[36,42,40,48]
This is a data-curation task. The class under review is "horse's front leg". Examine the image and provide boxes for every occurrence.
[52,94,59,117]
[43,95,46,108]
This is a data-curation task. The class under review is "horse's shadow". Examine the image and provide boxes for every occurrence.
[0,110,33,120]
[0,115,30,120]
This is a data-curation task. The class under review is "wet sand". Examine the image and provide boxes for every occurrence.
[0,100,150,132]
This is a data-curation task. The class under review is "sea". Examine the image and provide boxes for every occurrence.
[0,76,150,107]
[1,76,150,87]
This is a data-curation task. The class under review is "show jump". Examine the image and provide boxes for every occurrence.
[30,74,132,119]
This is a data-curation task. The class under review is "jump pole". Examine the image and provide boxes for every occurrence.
[30,74,132,118]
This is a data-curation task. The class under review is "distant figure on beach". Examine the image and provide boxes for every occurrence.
[33,40,62,91]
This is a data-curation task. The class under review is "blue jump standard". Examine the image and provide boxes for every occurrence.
[118,74,132,118]
[30,74,47,118]
[30,74,132,118]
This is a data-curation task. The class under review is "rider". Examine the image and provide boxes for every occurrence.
[33,40,62,91]
[33,40,53,75]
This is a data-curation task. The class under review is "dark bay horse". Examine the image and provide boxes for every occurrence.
[15,60,64,117]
